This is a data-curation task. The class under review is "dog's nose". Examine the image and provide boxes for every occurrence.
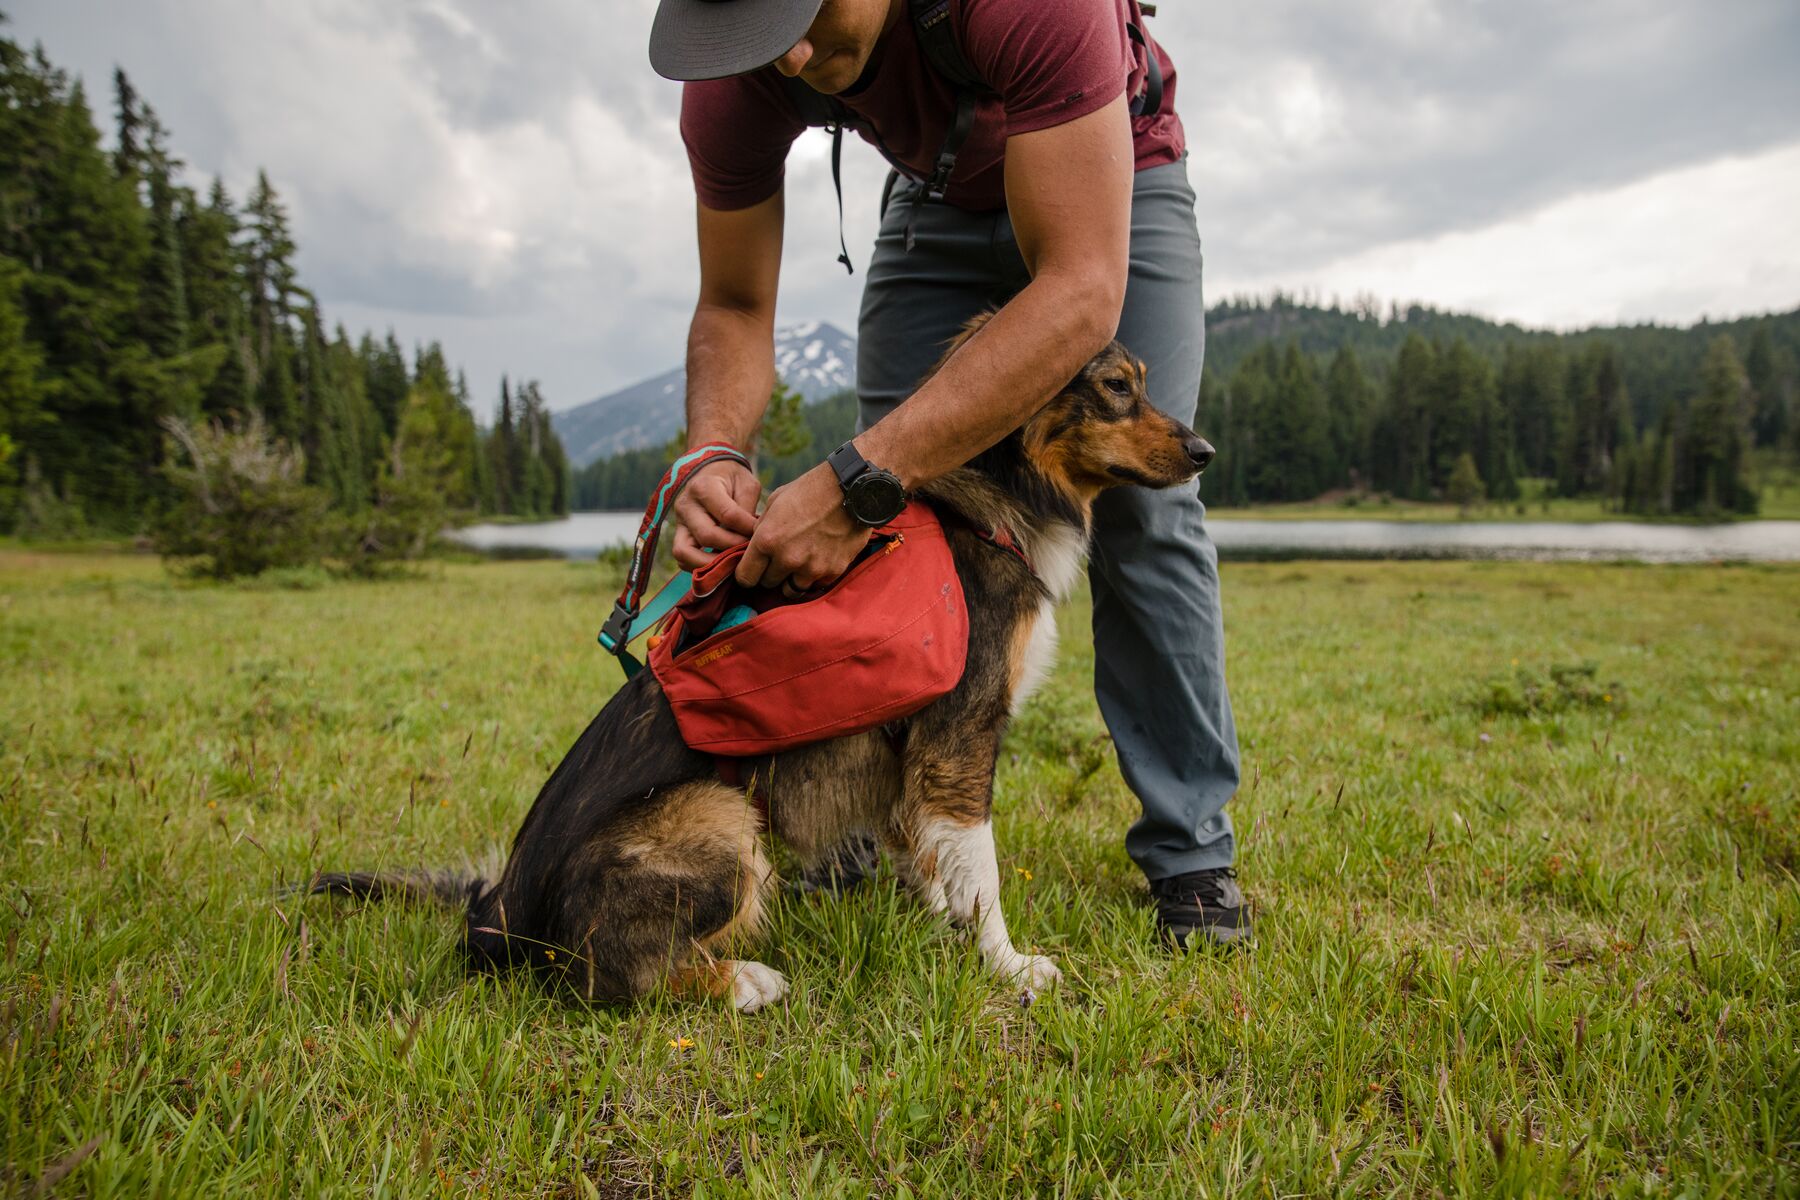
[1183,436,1216,470]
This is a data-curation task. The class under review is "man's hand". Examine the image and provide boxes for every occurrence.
[671,461,762,569]
[735,463,870,593]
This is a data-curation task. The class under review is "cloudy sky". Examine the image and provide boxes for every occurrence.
[9,0,1800,412]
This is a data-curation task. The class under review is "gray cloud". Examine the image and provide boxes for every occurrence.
[1172,1,1800,275]
[8,0,1797,414]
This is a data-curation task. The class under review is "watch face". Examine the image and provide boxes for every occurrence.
[847,472,907,525]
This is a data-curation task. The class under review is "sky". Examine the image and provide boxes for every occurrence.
[8,0,1800,413]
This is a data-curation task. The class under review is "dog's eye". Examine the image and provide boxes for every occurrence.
[1103,378,1132,396]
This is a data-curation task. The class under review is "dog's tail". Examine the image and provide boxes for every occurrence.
[299,847,503,910]
[303,868,484,908]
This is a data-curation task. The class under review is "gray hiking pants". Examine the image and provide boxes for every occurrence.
[856,157,1239,880]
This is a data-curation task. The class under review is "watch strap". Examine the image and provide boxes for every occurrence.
[827,440,870,489]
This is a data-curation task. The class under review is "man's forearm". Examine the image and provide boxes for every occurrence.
[855,270,1121,490]
[685,302,776,450]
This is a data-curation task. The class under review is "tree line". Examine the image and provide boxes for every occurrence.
[573,303,1795,519]
[1196,298,1797,515]
[0,25,569,544]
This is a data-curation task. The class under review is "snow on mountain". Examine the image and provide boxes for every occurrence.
[551,321,858,469]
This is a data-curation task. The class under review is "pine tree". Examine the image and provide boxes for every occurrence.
[243,170,301,439]
[1683,336,1757,515]
[137,113,190,360]
[1384,335,1438,499]
[1744,325,1789,450]
[1498,343,1564,481]
[489,377,517,513]
[298,308,371,510]
[362,332,410,436]
[185,179,251,415]
[399,344,479,509]
[1226,347,1278,503]
[1560,343,1630,497]
[0,258,44,518]
[3,48,156,524]
[111,67,144,183]
[1324,346,1372,491]
[1242,344,1327,501]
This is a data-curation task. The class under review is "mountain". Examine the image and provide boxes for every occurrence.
[552,321,857,468]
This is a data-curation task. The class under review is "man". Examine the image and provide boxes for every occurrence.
[648,0,1248,947]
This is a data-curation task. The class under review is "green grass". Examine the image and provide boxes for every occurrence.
[2,551,1796,1197]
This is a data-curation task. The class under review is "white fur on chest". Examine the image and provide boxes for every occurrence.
[1008,524,1088,713]
[1031,523,1088,603]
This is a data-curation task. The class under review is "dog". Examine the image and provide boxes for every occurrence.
[309,315,1215,1011]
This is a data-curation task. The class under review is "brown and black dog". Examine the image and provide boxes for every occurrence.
[310,316,1214,1011]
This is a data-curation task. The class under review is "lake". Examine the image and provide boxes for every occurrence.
[452,512,1800,564]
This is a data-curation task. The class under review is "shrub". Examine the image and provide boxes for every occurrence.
[1447,452,1486,513]
[337,390,464,578]
[155,415,332,579]
[1475,661,1626,718]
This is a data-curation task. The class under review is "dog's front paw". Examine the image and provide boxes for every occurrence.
[1005,953,1062,992]
[729,960,790,1014]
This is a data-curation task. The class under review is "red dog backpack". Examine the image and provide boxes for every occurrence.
[598,445,968,757]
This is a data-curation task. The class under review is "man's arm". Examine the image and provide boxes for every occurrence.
[855,93,1135,489]
[735,95,1133,589]
[670,190,785,568]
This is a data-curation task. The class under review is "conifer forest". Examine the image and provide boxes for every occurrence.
[0,28,569,544]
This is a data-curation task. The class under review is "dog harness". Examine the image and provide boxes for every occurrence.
[599,452,972,809]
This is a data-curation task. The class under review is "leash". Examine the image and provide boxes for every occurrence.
[598,442,750,678]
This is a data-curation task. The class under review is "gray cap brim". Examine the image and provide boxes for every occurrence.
[649,0,825,82]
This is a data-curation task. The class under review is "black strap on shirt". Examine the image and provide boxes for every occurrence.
[777,0,1162,264]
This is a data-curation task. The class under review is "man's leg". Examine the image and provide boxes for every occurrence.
[1084,159,1247,944]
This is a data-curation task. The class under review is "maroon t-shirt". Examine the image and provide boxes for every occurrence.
[680,0,1183,214]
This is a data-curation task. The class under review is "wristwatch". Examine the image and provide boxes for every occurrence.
[827,440,908,526]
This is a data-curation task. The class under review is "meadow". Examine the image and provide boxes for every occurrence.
[1,549,1796,1197]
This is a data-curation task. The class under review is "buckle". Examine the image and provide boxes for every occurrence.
[926,151,956,201]
[597,603,634,653]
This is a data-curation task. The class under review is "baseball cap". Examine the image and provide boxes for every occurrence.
[649,0,825,81]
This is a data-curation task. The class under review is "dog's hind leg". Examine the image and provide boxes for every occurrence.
[546,780,786,1010]
[901,751,1061,991]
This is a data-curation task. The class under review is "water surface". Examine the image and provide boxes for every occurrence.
[451,512,1800,564]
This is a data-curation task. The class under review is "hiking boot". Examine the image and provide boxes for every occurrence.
[790,833,880,896]
[1150,867,1253,949]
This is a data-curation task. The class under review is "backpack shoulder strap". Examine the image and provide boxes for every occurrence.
[1126,20,1163,117]
[909,0,993,95]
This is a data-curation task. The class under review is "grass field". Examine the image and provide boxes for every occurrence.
[2,550,1796,1197]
